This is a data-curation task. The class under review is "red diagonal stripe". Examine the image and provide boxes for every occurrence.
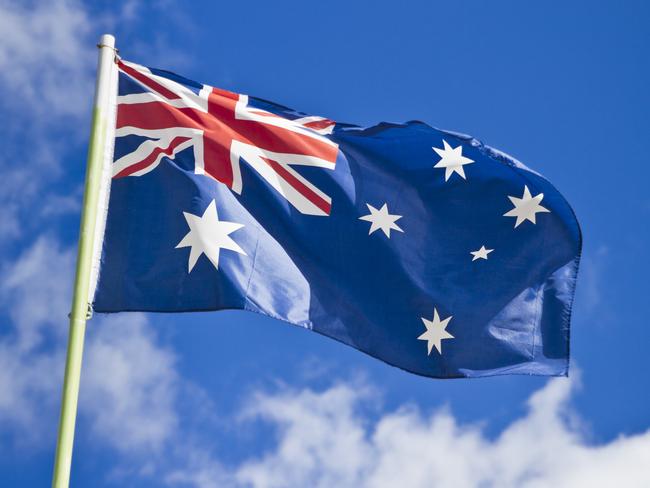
[114,136,191,178]
[261,157,331,215]
[303,119,334,130]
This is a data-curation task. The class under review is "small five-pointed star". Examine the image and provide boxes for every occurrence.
[359,203,404,238]
[433,139,475,181]
[471,245,494,261]
[504,185,550,227]
[418,308,454,355]
[176,199,246,272]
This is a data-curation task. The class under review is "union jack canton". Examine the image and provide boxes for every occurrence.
[114,60,338,216]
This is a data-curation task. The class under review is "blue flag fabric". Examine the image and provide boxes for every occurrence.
[92,60,581,378]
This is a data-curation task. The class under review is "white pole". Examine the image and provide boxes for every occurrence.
[51,34,117,488]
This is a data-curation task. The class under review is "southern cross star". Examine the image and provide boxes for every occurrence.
[359,203,404,238]
[504,185,550,227]
[471,245,494,261]
[433,139,475,181]
[176,199,246,272]
[418,308,454,355]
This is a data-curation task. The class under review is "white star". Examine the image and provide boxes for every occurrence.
[176,200,246,272]
[433,139,475,181]
[359,203,404,238]
[418,308,454,355]
[503,185,550,228]
[470,245,494,261]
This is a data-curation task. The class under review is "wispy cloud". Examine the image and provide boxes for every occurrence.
[82,313,179,454]
[0,0,94,121]
[0,237,71,443]
[0,0,97,244]
[228,376,650,488]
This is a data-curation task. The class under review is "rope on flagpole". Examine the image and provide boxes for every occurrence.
[51,34,117,488]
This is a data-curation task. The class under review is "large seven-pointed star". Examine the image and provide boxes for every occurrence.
[359,203,404,238]
[176,199,246,272]
[418,308,454,355]
[432,139,475,181]
[503,185,550,227]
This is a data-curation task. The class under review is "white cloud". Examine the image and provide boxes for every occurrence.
[233,377,650,488]
[0,237,71,438]
[0,341,62,435]
[0,237,179,455]
[234,384,373,488]
[40,188,83,218]
[0,0,189,121]
[0,236,182,460]
[0,0,97,243]
[164,449,231,488]
[1,236,74,350]
[0,0,94,120]
[81,313,179,454]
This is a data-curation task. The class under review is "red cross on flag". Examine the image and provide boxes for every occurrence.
[114,60,339,216]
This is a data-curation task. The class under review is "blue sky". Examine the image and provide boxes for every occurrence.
[0,1,648,487]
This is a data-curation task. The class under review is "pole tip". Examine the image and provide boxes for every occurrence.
[98,34,115,48]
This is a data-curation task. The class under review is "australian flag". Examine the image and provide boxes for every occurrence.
[91,59,581,378]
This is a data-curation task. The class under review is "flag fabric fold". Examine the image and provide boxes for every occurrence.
[92,59,581,378]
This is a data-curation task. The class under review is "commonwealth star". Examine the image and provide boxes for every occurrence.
[176,199,246,272]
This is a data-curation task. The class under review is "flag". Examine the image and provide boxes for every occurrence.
[91,59,581,378]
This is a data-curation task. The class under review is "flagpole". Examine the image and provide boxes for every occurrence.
[51,34,117,488]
